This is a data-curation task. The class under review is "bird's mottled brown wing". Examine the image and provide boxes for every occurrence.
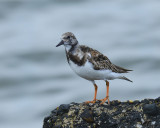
[80,45,132,73]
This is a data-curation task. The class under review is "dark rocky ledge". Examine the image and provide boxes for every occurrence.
[43,97,160,128]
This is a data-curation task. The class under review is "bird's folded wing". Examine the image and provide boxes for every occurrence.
[81,45,132,73]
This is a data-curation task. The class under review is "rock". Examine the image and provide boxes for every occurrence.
[80,109,94,123]
[110,100,121,106]
[155,97,160,102]
[56,104,70,115]
[143,103,158,116]
[43,97,160,128]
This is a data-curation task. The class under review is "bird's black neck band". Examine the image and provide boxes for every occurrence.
[69,42,78,53]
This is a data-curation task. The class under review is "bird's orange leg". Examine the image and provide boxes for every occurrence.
[85,84,98,104]
[100,81,110,105]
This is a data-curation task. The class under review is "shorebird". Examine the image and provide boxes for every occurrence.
[56,32,132,105]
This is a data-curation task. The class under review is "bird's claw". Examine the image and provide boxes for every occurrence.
[99,96,110,105]
[85,99,98,104]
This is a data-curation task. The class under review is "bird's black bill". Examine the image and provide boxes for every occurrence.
[56,40,64,47]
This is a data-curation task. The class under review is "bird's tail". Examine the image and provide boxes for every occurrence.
[119,76,133,82]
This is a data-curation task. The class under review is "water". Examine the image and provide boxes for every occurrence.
[0,0,160,128]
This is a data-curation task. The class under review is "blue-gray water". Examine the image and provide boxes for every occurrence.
[0,0,160,128]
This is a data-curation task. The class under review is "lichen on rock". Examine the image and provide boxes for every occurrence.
[43,97,160,128]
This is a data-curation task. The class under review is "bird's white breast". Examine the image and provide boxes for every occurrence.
[69,60,121,81]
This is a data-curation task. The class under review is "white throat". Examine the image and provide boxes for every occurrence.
[64,44,79,53]
[64,45,72,52]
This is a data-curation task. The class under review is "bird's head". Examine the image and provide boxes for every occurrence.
[56,32,78,48]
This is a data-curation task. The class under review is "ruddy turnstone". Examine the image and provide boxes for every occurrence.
[56,32,132,105]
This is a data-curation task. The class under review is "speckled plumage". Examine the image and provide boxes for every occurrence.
[80,45,132,73]
[65,45,132,81]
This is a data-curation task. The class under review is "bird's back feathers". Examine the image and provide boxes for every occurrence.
[80,45,133,74]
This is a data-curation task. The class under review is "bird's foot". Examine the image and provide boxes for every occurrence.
[99,96,110,105]
[85,99,98,104]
